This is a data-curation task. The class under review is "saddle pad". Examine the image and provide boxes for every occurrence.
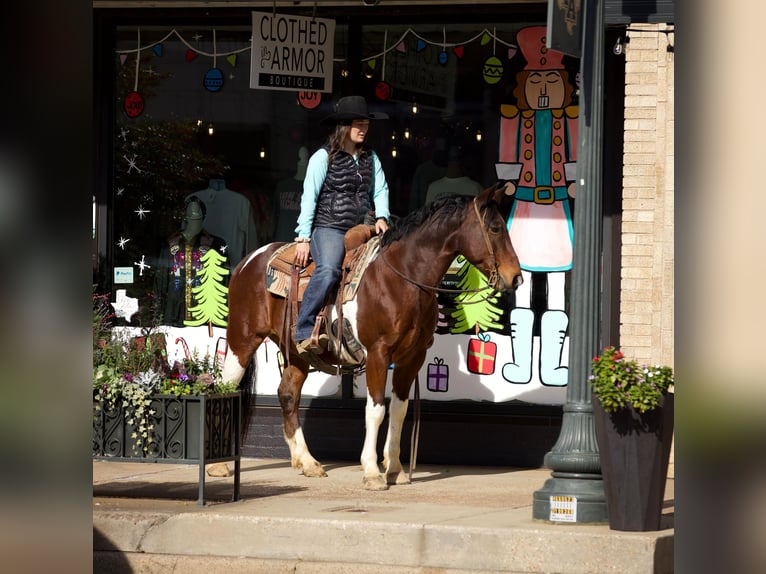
[341,235,381,304]
[266,243,313,299]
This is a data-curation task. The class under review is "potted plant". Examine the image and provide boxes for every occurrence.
[589,346,674,531]
[92,291,241,504]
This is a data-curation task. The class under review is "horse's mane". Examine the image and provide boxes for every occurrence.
[380,194,474,247]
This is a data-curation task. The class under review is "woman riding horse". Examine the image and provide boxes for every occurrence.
[217,184,522,490]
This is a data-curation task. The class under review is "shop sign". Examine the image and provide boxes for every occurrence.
[250,11,335,93]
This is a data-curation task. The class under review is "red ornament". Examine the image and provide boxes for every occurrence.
[375,81,392,101]
[124,91,144,118]
[297,91,321,110]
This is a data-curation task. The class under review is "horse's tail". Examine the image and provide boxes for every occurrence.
[239,358,257,444]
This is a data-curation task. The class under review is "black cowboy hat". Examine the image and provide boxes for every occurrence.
[320,95,389,126]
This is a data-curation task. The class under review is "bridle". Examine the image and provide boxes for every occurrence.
[378,197,502,300]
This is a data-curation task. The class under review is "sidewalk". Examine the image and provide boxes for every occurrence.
[93,458,674,573]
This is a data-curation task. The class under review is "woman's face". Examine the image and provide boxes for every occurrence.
[347,119,370,144]
[524,70,566,110]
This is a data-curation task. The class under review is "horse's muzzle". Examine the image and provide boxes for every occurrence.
[492,271,523,293]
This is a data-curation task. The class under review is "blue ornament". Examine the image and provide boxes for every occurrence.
[438,51,448,65]
[203,68,224,92]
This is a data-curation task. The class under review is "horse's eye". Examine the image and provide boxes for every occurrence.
[489,223,503,234]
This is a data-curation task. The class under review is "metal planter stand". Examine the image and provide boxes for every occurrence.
[93,392,241,506]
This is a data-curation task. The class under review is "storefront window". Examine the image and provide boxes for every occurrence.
[99,11,581,406]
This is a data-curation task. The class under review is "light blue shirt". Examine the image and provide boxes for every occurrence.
[295,148,390,239]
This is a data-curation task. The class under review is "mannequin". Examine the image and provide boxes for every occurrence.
[424,147,483,205]
[182,196,205,241]
[154,196,229,326]
[187,177,258,265]
[273,146,308,242]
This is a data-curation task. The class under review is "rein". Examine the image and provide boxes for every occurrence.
[378,197,500,302]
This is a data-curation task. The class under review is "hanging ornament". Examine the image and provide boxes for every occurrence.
[482,27,503,85]
[124,91,144,118]
[375,81,392,101]
[298,91,322,110]
[375,30,392,100]
[453,45,465,59]
[482,56,503,84]
[185,49,198,63]
[203,30,224,92]
[124,30,144,118]
[153,44,163,57]
[438,27,448,66]
[204,68,224,92]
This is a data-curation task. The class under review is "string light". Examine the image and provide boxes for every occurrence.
[259,147,266,159]
[404,127,411,140]
[207,123,214,136]
[196,119,203,127]
[475,130,482,142]
[411,101,419,115]
[391,131,397,141]
[391,146,398,158]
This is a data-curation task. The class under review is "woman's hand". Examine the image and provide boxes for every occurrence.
[375,218,389,235]
[294,241,311,267]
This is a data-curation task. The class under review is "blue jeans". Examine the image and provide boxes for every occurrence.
[295,226,346,341]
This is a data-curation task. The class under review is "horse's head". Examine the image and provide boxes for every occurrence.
[462,184,523,293]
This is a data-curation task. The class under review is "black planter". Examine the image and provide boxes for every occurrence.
[93,392,242,505]
[592,392,674,531]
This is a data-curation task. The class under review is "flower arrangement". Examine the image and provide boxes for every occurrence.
[590,346,673,413]
[92,290,237,453]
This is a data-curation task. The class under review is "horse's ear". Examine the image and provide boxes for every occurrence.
[482,181,513,219]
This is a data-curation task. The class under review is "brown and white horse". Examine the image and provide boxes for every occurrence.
[219,184,522,490]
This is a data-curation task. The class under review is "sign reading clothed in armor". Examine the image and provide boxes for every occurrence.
[250,12,335,93]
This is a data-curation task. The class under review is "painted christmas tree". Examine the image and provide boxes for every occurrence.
[450,256,503,333]
[185,248,230,336]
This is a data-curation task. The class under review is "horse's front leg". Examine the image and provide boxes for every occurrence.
[360,353,389,491]
[383,358,423,485]
[279,363,327,478]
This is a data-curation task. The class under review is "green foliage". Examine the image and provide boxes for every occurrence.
[93,292,239,452]
[590,346,674,413]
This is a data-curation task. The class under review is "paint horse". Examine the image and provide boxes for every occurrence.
[219,184,522,490]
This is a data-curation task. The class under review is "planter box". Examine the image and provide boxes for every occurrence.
[93,392,241,506]
[592,392,674,531]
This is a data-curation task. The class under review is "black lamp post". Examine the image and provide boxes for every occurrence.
[532,0,609,523]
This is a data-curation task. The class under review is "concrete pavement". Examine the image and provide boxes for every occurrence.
[93,458,674,573]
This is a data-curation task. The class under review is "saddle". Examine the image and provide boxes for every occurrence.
[266,224,381,371]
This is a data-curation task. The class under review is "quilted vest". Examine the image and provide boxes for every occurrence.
[313,147,374,232]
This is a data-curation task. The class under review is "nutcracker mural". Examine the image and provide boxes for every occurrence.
[495,25,578,387]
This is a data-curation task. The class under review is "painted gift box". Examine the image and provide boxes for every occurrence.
[467,332,497,375]
[427,357,449,392]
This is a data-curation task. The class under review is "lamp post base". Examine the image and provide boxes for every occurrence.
[532,477,608,523]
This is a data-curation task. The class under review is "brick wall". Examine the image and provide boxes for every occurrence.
[621,24,674,368]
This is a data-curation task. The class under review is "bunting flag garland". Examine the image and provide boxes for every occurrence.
[153,44,163,57]
[453,45,465,58]
[119,53,128,66]
[226,54,237,67]
[185,49,198,62]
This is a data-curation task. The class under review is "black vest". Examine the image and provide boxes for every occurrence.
[313,148,374,232]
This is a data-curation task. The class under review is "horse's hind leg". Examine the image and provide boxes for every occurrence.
[279,364,327,478]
